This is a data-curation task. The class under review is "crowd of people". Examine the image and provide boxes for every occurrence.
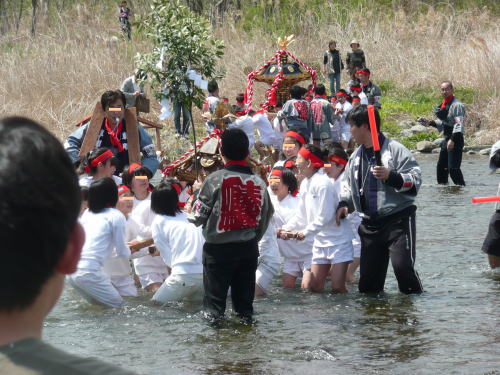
[1,40,498,374]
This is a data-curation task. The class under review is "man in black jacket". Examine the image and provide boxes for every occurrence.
[323,41,344,95]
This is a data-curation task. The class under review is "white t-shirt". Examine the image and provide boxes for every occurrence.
[77,208,130,271]
[79,175,122,188]
[151,212,204,275]
[252,112,277,146]
[228,115,255,150]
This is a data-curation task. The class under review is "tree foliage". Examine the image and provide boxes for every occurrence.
[135,0,225,109]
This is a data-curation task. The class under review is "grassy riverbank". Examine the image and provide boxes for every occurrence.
[0,1,498,161]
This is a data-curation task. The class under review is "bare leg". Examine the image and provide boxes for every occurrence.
[145,282,162,293]
[331,262,349,293]
[310,264,331,292]
[301,270,313,289]
[282,274,297,288]
[255,284,266,296]
[488,255,500,269]
[346,257,360,283]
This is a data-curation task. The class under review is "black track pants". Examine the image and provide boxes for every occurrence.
[436,135,465,186]
[203,240,258,319]
[358,209,423,294]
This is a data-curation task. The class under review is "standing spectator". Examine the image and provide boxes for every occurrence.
[419,81,466,186]
[357,68,382,109]
[118,1,132,40]
[346,40,366,79]
[323,41,344,95]
[121,70,145,108]
[336,105,423,295]
[173,93,191,137]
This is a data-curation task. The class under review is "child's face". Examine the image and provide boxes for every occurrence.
[131,174,149,193]
[324,162,345,180]
[116,191,133,215]
[269,178,289,199]
[282,137,300,159]
[99,159,116,178]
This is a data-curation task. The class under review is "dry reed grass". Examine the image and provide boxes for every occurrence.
[0,2,498,154]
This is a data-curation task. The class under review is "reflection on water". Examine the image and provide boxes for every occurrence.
[44,156,500,374]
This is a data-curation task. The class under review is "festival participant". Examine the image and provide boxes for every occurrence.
[349,83,368,105]
[352,97,361,108]
[78,147,122,187]
[336,105,423,294]
[274,130,308,168]
[278,85,312,137]
[69,178,131,308]
[202,80,220,133]
[481,141,500,269]
[357,68,382,109]
[346,39,366,79]
[418,81,466,186]
[123,163,169,292]
[0,117,136,373]
[151,179,205,304]
[310,84,335,146]
[323,144,361,285]
[227,112,256,150]
[79,185,89,217]
[333,89,354,149]
[255,224,281,296]
[251,109,278,158]
[190,128,273,322]
[279,145,353,293]
[65,90,159,176]
[232,93,247,116]
[270,167,313,289]
[102,185,140,298]
[323,41,344,95]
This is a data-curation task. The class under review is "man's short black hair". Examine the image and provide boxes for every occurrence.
[151,178,182,216]
[207,80,218,94]
[101,90,126,110]
[290,85,307,100]
[346,104,381,133]
[88,177,118,213]
[220,128,249,161]
[314,84,326,96]
[0,117,81,311]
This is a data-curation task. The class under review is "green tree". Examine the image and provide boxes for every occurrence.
[135,0,224,110]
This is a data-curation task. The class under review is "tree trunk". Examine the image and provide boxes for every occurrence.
[31,0,38,36]
[16,0,24,34]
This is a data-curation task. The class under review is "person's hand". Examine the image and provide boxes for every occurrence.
[372,166,390,180]
[128,240,140,253]
[447,140,454,150]
[295,232,305,241]
[133,91,141,96]
[336,207,348,226]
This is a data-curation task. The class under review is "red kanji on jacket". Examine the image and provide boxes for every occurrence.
[293,101,309,121]
[217,176,263,232]
[310,100,324,124]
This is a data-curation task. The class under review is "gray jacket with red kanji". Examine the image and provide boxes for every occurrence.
[189,164,274,244]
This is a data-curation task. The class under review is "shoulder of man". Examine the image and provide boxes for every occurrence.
[0,338,137,375]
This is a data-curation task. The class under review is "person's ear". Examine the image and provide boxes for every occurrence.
[56,223,85,275]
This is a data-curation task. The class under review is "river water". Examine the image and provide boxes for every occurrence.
[45,155,499,375]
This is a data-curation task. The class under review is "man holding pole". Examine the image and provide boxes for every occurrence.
[336,105,423,294]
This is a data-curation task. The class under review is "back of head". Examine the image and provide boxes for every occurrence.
[220,128,249,161]
[290,85,306,100]
[208,80,219,94]
[88,177,118,213]
[346,104,381,133]
[314,84,326,96]
[0,117,80,311]
[151,177,181,216]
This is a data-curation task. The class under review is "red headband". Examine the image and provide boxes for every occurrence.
[298,147,324,168]
[356,69,370,76]
[172,183,181,195]
[128,163,142,174]
[284,159,296,169]
[285,131,306,145]
[336,92,348,97]
[350,86,362,93]
[329,155,348,166]
[90,150,113,168]
[352,97,361,102]
[117,185,130,196]
[270,169,283,178]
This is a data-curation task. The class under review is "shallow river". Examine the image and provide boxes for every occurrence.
[45,155,500,375]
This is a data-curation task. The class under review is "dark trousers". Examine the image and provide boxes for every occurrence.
[203,240,259,319]
[437,134,465,185]
[358,208,423,294]
[173,101,191,135]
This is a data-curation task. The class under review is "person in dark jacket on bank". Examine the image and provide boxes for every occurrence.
[323,41,344,95]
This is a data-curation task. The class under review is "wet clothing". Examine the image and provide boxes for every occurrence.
[64,119,159,175]
[0,338,135,375]
[482,183,500,257]
[430,96,466,185]
[340,135,423,294]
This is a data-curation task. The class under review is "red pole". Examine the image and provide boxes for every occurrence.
[471,196,500,203]
[367,105,381,166]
